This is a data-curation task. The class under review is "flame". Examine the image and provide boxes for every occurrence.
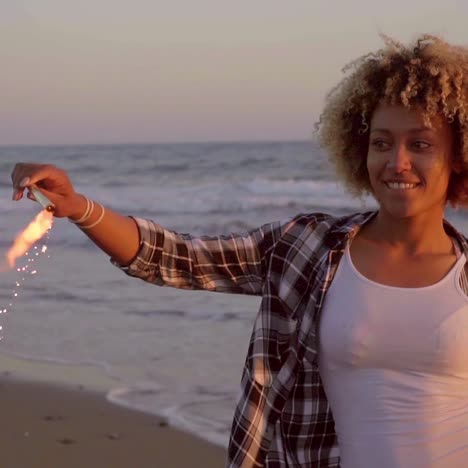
[6,210,54,268]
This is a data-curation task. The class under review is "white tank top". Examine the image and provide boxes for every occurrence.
[318,242,468,468]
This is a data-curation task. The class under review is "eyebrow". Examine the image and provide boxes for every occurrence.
[370,127,433,134]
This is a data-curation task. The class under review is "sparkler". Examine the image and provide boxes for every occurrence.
[29,186,55,213]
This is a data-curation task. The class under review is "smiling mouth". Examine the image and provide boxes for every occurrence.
[385,182,420,190]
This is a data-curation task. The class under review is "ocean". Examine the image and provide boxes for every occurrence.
[0,141,466,447]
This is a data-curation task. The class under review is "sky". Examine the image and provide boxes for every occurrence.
[2,0,468,145]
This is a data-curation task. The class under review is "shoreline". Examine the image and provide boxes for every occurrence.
[0,375,226,468]
[0,349,119,393]
[0,351,227,467]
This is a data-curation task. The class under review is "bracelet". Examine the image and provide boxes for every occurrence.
[79,203,105,230]
[69,197,93,224]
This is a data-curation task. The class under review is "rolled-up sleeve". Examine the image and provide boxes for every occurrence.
[112,216,293,296]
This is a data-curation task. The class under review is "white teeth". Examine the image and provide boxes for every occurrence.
[386,182,418,190]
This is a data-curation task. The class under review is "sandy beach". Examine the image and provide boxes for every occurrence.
[0,376,226,468]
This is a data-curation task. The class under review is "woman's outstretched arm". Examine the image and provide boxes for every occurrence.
[11,163,290,295]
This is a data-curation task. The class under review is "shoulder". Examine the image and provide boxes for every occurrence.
[282,212,337,235]
[282,211,369,241]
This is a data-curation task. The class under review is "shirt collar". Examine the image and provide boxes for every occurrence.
[328,210,377,238]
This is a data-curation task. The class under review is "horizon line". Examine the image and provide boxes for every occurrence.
[0,136,315,149]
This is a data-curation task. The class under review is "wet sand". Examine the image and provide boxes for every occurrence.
[0,377,226,468]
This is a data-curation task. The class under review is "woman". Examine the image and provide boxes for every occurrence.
[11,34,468,467]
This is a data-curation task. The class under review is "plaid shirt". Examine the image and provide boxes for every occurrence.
[115,211,468,468]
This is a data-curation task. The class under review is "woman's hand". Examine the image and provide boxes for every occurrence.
[11,163,140,264]
[11,163,86,218]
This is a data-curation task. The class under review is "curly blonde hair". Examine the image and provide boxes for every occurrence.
[315,34,468,205]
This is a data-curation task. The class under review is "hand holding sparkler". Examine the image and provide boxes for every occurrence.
[6,163,72,270]
[11,163,85,218]
[11,163,141,266]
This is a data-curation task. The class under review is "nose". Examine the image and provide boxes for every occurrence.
[386,144,412,172]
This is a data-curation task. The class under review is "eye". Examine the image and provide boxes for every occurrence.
[412,140,432,150]
[370,139,390,150]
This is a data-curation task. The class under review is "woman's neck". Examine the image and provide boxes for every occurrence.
[361,210,453,257]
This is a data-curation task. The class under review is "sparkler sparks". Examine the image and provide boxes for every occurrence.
[6,210,53,269]
[0,209,54,340]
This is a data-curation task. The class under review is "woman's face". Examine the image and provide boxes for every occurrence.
[367,103,455,220]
